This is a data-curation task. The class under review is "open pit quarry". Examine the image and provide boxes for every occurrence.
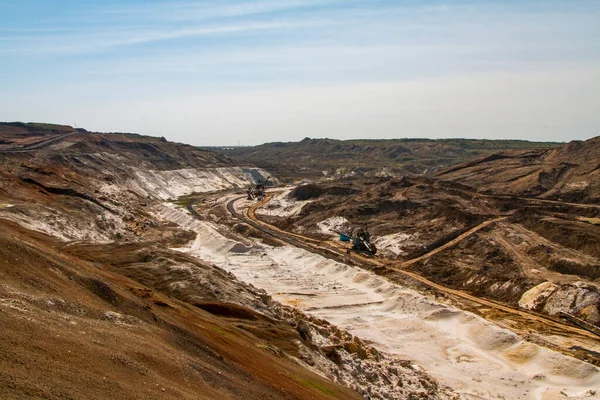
[1,123,600,399]
[154,189,599,400]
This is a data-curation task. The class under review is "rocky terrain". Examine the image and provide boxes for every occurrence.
[182,186,600,399]
[255,137,600,335]
[262,172,600,329]
[0,122,260,242]
[0,123,458,399]
[211,137,561,182]
[2,122,599,399]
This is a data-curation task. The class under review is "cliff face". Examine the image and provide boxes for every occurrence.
[437,136,600,204]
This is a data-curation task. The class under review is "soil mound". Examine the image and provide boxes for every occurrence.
[437,136,600,204]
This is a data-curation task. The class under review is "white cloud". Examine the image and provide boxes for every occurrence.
[94,0,344,21]
[0,21,302,54]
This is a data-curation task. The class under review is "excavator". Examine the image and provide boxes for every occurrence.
[338,224,377,256]
[246,176,270,201]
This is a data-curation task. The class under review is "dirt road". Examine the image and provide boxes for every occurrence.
[1,131,78,152]
[225,195,600,343]
[399,216,507,268]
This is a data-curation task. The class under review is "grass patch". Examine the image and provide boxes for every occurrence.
[170,198,192,206]
[295,377,335,396]
[578,216,600,225]
[169,193,198,207]
[210,327,230,337]
[28,122,69,129]
[256,343,283,356]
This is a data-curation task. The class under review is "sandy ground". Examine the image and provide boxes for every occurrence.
[255,190,313,218]
[0,219,365,400]
[158,198,600,400]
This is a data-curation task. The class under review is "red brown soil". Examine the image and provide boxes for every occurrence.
[0,219,360,400]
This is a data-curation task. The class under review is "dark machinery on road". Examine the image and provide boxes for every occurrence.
[338,225,377,256]
[247,176,270,201]
[558,312,600,337]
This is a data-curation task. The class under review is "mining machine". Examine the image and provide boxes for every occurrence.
[338,225,377,256]
[247,176,270,201]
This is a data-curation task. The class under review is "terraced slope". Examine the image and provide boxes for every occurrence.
[257,178,600,332]
[0,124,351,399]
[437,136,600,204]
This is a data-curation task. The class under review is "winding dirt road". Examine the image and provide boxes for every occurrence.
[399,216,507,268]
[1,131,79,152]
[224,194,600,343]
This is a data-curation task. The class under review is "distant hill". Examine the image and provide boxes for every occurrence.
[437,136,600,203]
[209,137,562,182]
[0,122,233,169]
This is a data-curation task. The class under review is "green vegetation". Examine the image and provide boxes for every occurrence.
[1,122,74,131]
[295,377,336,396]
[210,327,230,337]
[170,197,193,207]
[256,343,284,356]
[26,122,71,129]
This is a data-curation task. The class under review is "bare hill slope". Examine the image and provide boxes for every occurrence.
[211,137,561,181]
[0,122,232,168]
[0,219,365,400]
[259,175,600,333]
[0,122,268,242]
[437,136,600,204]
[1,123,454,399]
[3,123,351,399]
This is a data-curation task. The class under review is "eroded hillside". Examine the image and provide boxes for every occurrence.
[437,137,600,204]
[259,175,600,332]
[211,137,562,182]
[0,122,261,241]
[0,123,457,399]
[0,220,364,399]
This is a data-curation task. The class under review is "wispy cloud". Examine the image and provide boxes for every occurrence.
[0,0,342,54]
[94,0,346,21]
[1,21,311,54]
[3,0,599,58]
[1,0,599,143]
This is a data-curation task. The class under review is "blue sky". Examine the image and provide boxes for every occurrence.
[1,0,599,145]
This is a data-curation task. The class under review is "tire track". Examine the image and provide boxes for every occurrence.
[1,131,78,153]
[399,216,507,268]
[224,195,600,341]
